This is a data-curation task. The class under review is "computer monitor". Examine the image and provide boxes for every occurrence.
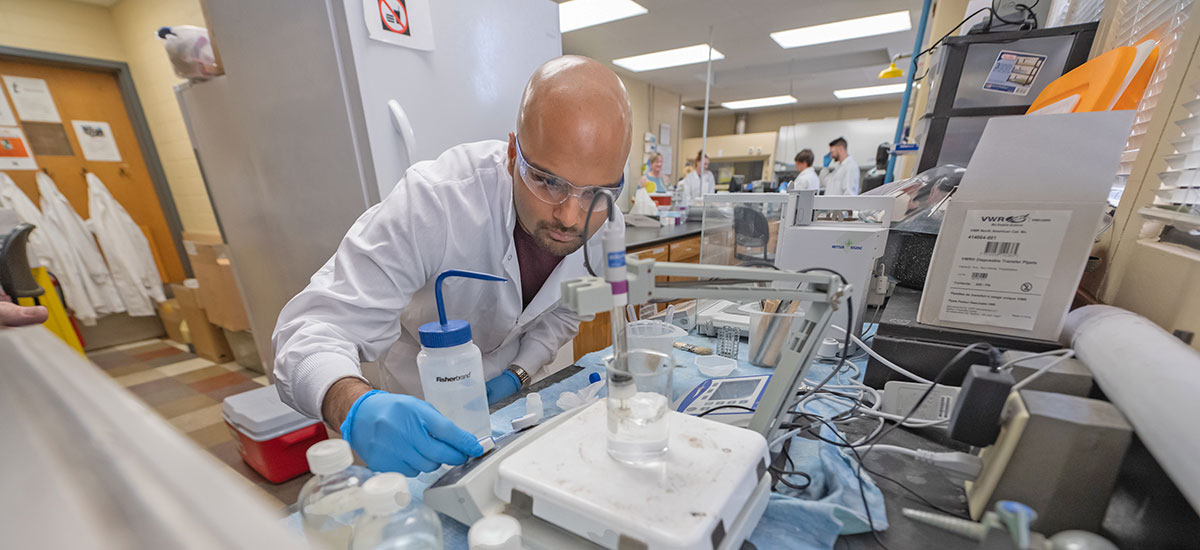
[727,174,746,192]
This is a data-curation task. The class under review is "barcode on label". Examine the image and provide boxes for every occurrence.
[983,241,1020,256]
[971,272,988,280]
[937,395,954,419]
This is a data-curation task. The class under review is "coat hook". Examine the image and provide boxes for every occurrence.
[81,168,88,176]
[118,167,128,177]
[41,167,49,175]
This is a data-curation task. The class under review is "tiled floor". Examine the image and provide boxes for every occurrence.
[87,338,317,508]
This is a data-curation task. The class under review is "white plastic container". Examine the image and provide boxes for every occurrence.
[299,439,374,550]
[350,473,444,550]
[695,355,737,377]
[468,514,522,550]
[416,270,506,441]
[741,302,806,368]
[416,342,490,439]
[626,320,686,357]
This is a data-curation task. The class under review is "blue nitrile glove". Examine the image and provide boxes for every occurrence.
[340,390,484,476]
[485,370,521,405]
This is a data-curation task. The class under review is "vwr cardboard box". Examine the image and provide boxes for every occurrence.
[918,111,1135,340]
[171,282,233,363]
[183,234,251,332]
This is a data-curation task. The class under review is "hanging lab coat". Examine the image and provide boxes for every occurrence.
[678,169,715,205]
[272,140,621,420]
[825,155,861,195]
[87,173,165,316]
[0,173,101,322]
[37,173,125,318]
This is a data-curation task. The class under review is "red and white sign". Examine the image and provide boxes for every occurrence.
[379,0,410,35]
[363,0,434,51]
[0,126,37,170]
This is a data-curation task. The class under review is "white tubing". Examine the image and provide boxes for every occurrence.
[1061,305,1200,512]
[830,325,934,384]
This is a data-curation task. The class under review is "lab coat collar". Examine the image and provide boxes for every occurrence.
[492,157,619,323]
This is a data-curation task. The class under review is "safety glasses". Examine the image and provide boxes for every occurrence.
[514,136,623,213]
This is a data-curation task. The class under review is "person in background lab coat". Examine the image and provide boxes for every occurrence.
[784,148,819,193]
[273,56,631,476]
[677,150,715,204]
[824,136,860,195]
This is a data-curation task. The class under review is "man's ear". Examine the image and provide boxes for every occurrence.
[507,132,517,162]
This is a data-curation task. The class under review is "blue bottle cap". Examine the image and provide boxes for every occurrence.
[418,270,506,349]
[418,319,473,348]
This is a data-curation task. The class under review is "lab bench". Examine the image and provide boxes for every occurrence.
[492,333,973,549]
[572,221,704,360]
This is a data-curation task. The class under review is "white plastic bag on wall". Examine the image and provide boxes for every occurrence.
[157,25,222,81]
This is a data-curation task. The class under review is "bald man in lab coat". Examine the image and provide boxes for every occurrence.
[273,56,631,476]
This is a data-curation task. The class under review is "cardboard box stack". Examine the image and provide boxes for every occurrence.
[170,281,233,363]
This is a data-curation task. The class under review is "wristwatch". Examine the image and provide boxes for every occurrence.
[506,365,531,389]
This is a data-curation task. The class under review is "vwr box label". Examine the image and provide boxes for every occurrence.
[938,210,1071,331]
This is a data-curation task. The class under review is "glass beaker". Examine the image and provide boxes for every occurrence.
[606,349,673,464]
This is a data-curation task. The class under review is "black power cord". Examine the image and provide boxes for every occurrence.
[696,404,755,417]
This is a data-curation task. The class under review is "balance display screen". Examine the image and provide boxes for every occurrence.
[712,379,759,400]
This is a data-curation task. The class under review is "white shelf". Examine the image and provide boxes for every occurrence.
[1164,151,1200,170]
[1158,168,1200,187]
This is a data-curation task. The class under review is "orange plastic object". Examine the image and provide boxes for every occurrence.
[1027,39,1159,114]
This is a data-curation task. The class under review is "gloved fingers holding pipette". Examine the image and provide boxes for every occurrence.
[340,390,484,476]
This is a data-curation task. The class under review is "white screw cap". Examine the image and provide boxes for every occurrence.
[468,514,522,550]
[306,439,353,476]
[361,472,411,515]
[526,393,543,419]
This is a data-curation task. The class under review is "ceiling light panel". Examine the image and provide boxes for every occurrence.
[771,11,912,49]
[833,83,907,99]
[560,0,648,33]
[721,95,799,110]
[613,44,724,72]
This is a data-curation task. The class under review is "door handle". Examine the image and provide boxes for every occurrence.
[387,99,417,165]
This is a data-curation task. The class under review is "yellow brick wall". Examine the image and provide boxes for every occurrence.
[0,0,125,61]
[111,0,218,235]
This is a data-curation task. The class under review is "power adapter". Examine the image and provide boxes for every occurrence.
[948,364,1014,447]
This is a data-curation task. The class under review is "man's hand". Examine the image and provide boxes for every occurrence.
[340,391,485,476]
[0,297,48,328]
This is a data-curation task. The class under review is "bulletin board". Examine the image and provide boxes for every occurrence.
[0,54,185,282]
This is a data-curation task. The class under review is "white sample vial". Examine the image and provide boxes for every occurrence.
[416,270,506,441]
[299,439,374,550]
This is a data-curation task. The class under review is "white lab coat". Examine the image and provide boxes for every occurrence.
[86,173,165,316]
[790,167,820,192]
[0,173,99,322]
[825,155,861,195]
[678,169,715,204]
[37,173,125,319]
[272,140,619,420]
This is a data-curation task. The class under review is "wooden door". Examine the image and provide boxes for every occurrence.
[0,57,184,282]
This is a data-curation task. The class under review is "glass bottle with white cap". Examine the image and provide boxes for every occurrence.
[298,439,374,550]
[350,472,443,550]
